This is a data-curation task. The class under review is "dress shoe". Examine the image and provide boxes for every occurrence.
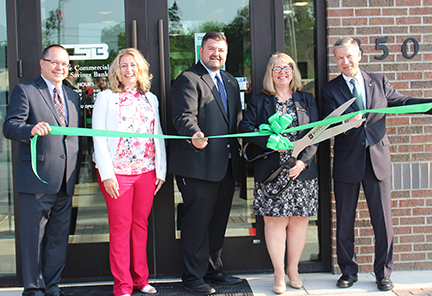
[337,274,358,288]
[376,277,394,291]
[289,279,303,289]
[184,280,216,295]
[273,282,286,294]
[53,292,72,296]
[205,271,242,285]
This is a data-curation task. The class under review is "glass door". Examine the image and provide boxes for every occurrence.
[283,0,319,264]
[8,0,153,283]
[0,0,16,284]
[40,0,125,280]
[168,0,253,240]
[153,0,329,276]
[152,0,275,277]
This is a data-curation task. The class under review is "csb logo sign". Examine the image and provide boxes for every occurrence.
[63,44,109,60]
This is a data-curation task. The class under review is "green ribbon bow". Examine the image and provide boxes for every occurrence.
[259,113,295,150]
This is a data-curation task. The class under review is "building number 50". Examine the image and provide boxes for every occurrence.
[354,37,419,60]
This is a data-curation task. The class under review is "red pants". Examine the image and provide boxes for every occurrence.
[98,170,156,296]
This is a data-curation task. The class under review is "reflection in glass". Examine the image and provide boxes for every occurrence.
[284,0,319,262]
[168,0,251,80]
[284,0,315,96]
[0,0,16,276]
[168,0,254,238]
[41,0,125,243]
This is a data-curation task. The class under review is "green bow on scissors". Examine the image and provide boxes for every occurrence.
[259,113,294,151]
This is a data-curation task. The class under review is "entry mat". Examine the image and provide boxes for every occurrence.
[61,279,253,296]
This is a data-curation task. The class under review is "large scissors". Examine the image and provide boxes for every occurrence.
[244,98,364,198]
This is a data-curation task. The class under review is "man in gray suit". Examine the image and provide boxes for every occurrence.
[169,31,244,295]
[3,44,81,296]
[321,37,432,292]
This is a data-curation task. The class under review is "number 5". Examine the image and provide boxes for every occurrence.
[375,37,389,60]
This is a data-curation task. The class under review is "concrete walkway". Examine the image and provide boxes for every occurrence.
[246,270,432,295]
[0,270,431,295]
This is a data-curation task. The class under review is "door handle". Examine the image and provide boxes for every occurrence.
[132,20,137,48]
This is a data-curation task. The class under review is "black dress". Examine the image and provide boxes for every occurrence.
[253,98,318,217]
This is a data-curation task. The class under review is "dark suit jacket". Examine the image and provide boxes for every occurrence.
[321,71,432,183]
[239,91,319,183]
[169,61,244,182]
[3,75,81,195]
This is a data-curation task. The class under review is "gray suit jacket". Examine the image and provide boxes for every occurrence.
[3,75,81,195]
[169,61,244,182]
[321,71,432,183]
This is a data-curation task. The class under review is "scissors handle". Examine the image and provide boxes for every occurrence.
[243,142,276,162]
[262,156,297,198]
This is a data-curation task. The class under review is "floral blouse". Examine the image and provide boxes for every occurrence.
[112,87,155,175]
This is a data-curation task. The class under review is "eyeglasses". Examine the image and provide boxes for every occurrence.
[43,59,70,68]
[272,66,292,73]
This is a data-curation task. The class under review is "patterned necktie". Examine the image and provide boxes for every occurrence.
[350,78,365,110]
[215,74,228,115]
[53,87,66,127]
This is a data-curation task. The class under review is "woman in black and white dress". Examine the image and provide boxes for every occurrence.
[239,52,319,294]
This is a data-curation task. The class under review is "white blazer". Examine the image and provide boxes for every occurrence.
[92,89,167,182]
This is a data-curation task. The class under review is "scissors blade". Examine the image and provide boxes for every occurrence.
[310,118,365,144]
[325,97,357,118]
[290,98,357,157]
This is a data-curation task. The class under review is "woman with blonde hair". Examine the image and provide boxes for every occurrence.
[93,48,166,296]
[239,53,319,294]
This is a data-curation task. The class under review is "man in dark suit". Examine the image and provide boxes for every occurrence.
[321,37,432,292]
[169,31,244,295]
[3,44,80,296]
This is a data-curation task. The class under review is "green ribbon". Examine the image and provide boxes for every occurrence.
[30,102,432,183]
[259,113,294,150]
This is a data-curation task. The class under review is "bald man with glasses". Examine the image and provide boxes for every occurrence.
[3,44,81,296]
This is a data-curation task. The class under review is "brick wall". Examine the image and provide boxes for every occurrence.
[326,0,432,273]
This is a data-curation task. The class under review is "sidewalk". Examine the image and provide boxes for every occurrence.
[0,270,431,295]
[246,270,432,296]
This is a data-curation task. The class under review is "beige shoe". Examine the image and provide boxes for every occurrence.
[273,282,286,294]
[289,279,303,289]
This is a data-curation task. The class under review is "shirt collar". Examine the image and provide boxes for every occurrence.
[200,60,220,80]
[40,74,64,97]
[342,71,364,86]
[41,74,55,93]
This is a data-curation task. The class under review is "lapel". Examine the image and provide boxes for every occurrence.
[264,94,277,120]
[35,76,64,126]
[292,92,307,126]
[196,62,229,123]
[220,71,234,123]
[63,86,76,127]
[362,71,374,110]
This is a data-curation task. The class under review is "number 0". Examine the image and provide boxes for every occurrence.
[402,38,419,59]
